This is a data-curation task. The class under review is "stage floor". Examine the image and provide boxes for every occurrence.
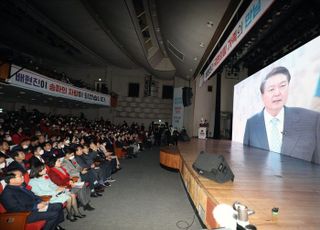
[177,138,320,229]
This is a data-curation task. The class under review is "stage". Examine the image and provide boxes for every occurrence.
[161,139,320,229]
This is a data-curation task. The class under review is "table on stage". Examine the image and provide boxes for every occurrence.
[160,138,320,229]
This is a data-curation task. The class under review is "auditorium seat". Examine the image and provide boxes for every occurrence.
[113,142,126,159]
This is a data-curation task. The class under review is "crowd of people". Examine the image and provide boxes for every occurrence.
[0,108,157,230]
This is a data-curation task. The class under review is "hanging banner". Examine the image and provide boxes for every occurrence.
[172,87,184,130]
[203,0,275,81]
[8,65,110,106]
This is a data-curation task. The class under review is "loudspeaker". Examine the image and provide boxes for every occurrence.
[182,87,193,107]
[192,151,234,183]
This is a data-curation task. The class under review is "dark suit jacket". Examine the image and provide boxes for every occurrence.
[0,185,42,212]
[243,107,320,163]
[29,155,45,168]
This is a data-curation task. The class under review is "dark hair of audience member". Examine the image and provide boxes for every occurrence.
[65,148,75,156]
[29,162,46,178]
[47,157,58,168]
[4,169,21,184]
[10,150,22,159]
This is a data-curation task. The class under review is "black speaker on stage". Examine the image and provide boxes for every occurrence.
[192,151,234,183]
[182,87,193,107]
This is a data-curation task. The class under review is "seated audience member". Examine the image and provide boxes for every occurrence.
[89,141,116,181]
[42,142,56,162]
[7,149,28,173]
[29,146,46,168]
[54,140,67,158]
[0,152,7,179]
[2,132,14,146]
[30,136,40,152]
[29,162,84,222]
[97,141,121,172]
[0,140,10,156]
[75,146,104,194]
[79,144,111,187]
[115,136,135,158]
[0,169,65,230]
[19,138,33,161]
[47,156,93,212]
[62,149,102,201]
[11,127,26,145]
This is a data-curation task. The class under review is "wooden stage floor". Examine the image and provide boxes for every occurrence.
[163,138,320,229]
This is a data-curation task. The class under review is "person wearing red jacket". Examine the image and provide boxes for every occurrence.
[47,157,93,212]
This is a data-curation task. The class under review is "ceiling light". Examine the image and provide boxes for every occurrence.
[200,42,205,48]
[98,78,102,81]
[207,21,214,28]
[19,91,26,94]
[189,69,193,72]
[193,57,198,61]
[31,98,36,101]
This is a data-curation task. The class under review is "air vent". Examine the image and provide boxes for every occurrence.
[167,40,184,61]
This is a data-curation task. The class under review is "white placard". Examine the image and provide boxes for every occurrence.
[172,87,184,130]
[8,65,110,106]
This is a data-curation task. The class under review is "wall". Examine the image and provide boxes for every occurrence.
[192,75,216,137]
[51,65,174,125]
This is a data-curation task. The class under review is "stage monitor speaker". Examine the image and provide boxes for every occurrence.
[192,151,234,183]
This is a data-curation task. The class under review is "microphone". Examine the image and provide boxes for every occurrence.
[281,131,287,136]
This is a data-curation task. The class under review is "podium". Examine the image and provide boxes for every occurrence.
[198,127,207,139]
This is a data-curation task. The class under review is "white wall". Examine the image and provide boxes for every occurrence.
[192,75,216,137]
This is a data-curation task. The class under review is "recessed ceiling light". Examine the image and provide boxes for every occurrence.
[200,42,205,48]
[98,78,102,81]
[193,57,198,61]
[207,21,214,28]
[189,69,193,72]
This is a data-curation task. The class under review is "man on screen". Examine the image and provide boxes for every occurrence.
[243,66,320,163]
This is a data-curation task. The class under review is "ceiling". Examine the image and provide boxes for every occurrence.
[0,0,235,81]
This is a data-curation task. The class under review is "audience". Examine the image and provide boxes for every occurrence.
[0,107,180,229]
[47,157,93,212]
[0,169,65,230]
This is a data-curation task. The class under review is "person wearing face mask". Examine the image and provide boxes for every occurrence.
[29,146,46,168]
[48,156,93,213]
[17,139,33,162]
[54,141,66,158]
[4,133,14,146]
[42,142,55,163]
